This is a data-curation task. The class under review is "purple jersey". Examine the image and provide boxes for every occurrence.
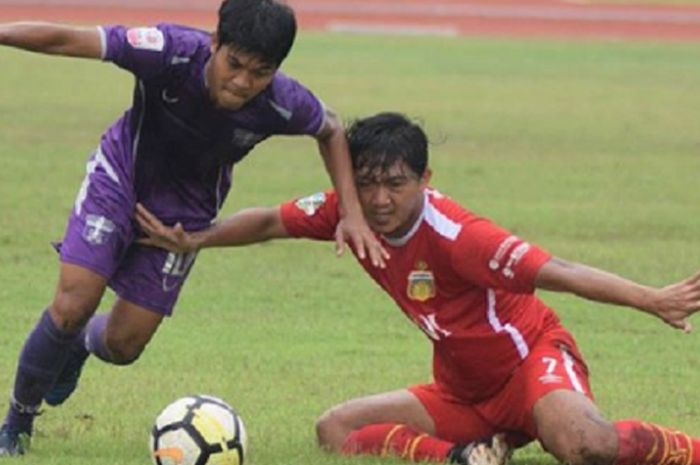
[56,23,325,314]
[97,23,325,228]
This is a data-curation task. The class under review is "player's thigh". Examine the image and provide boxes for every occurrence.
[488,329,594,439]
[533,389,616,464]
[53,148,134,328]
[103,297,164,361]
[409,384,494,443]
[58,148,135,279]
[321,389,436,435]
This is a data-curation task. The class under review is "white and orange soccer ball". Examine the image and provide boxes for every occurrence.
[150,395,247,465]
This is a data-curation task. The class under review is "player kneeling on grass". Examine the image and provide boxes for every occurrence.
[136,112,700,465]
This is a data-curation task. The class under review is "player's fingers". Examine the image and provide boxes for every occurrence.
[135,203,155,222]
[687,281,700,298]
[381,245,391,261]
[334,230,346,257]
[136,203,165,231]
[135,207,159,232]
[675,317,693,333]
[172,223,191,248]
[352,233,367,260]
[135,216,158,237]
[687,270,700,285]
[366,238,386,268]
[375,240,391,263]
[135,213,155,232]
[134,212,148,229]
[669,317,691,333]
[686,290,700,306]
[135,237,155,247]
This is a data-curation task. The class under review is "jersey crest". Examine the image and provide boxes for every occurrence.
[294,192,327,216]
[407,261,436,302]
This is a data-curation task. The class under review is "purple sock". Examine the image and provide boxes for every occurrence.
[4,310,81,433]
[84,314,114,363]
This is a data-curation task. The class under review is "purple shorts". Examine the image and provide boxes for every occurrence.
[56,150,197,316]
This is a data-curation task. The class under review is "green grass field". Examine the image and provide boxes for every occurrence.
[1,32,700,465]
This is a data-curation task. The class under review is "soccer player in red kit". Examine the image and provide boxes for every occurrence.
[136,112,700,465]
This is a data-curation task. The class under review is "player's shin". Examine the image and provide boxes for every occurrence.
[341,424,510,464]
[615,420,700,465]
[43,317,95,406]
[3,310,81,433]
[341,423,454,462]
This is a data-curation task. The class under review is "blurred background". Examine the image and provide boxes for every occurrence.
[1,1,699,465]
[0,0,699,42]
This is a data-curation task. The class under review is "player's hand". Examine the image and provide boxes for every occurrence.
[135,203,198,253]
[648,270,700,333]
[335,212,390,268]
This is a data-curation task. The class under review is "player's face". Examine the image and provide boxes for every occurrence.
[355,161,431,238]
[206,40,277,110]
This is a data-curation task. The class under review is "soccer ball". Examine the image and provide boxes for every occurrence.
[150,394,247,465]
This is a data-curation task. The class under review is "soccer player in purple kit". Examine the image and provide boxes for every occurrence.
[0,0,387,456]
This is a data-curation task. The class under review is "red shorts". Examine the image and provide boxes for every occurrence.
[409,328,592,445]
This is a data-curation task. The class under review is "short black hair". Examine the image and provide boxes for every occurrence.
[347,112,428,178]
[217,0,297,67]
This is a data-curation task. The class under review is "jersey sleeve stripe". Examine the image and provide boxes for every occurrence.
[423,196,462,240]
[97,26,107,60]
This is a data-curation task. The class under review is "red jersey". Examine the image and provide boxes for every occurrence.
[280,188,568,403]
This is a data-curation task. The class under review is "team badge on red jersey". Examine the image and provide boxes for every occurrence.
[407,261,436,302]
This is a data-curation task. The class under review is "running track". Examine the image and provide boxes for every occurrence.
[0,0,699,41]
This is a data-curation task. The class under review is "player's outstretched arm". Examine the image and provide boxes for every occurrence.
[0,22,102,58]
[315,107,389,269]
[535,257,700,332]
[135,203,290,253]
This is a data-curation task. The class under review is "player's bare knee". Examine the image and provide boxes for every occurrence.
[51,288,100,331]
[316,406,351,452]
[545,422,616,465]
[103,335,145,365]
[564,439,616,465]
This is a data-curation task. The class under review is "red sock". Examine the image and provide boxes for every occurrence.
[342,423,455,462]
[615,420,700,465]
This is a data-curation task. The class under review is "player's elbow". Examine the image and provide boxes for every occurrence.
[316,107,343,142]
[257,207,287,241]
[534,256,579,292]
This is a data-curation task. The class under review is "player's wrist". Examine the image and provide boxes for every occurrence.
[635,286,661,315]
[189,231,208,251]
[338,201,363,221]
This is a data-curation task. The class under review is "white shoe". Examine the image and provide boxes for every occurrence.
[460,434,512,465]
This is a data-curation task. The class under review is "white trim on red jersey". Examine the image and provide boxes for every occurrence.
[384,190,463,247]
[487,288,530,359]
[562,348,585,393]
[424,193,463,240]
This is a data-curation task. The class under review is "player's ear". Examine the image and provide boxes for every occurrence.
[210,31,220,53]
[420,168,432,187]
